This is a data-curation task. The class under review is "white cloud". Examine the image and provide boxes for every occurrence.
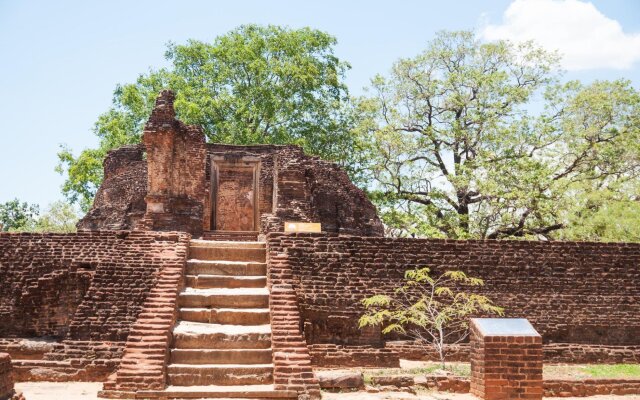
[480,0,640,70]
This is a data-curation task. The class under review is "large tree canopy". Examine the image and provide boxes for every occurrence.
[359,31,640,240]
[58,24,357,210]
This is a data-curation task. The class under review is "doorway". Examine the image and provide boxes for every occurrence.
[210,157,260,232]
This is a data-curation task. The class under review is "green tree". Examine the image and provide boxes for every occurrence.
[58,24,358,210]
[359,267,503,368]
[0,199,39,232]
[0,200,80,233]
[359,31,640,239]
[32,201,81,233]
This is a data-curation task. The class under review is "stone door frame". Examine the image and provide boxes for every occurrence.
[210,155,261,232]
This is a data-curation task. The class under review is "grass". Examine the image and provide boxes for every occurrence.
[581,364,640,378]
[543,364,640,380]
[361,363,640,383]
[329,362,640,387]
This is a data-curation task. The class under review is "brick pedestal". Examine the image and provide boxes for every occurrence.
[470,318,543,400]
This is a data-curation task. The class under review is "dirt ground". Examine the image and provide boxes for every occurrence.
[323,393,640,400]
[15,382,102,400]
[13,382,640,400]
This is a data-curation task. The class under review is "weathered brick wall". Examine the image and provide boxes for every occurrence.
[266,250,322,399]
[264,145,384,236]
[544,379,640,396]
[0,231,189,380]
[102,233,189,394]
[79,92,383,237]
[77,145,147,231]
[384,341,640,364]
[0,353,14,399]
[142,91,207,236]
[265,234,640,357]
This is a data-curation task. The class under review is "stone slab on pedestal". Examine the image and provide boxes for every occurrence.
[470,318,543,400]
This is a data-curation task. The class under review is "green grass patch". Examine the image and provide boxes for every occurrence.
[581,364,640,378]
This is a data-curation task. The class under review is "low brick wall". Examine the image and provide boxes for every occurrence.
[0,353,24,400]
[544,379,640,397]
[309,344,399,367]
[384,341,640,364]
[0,353,13,399]
[265,233,640,367]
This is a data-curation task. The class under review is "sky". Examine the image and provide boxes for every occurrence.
[1,0,639,208]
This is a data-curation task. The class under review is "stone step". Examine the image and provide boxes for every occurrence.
[171,349,272,364]
[201,231,261,242]
[179,288,269,308]
[172,321,271,349]
[190,240,265,249]
[167,364,273,386]
[186,260,266,276]
[189,246,265,263]
[138,384,296,398]
[186,275,266,289]
[179,308,270,325]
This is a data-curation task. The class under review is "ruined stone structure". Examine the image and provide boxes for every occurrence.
[78,90,383,239]
[1,90,639,399]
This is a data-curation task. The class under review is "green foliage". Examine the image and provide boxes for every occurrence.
[559,183,640,242]
[359,267,503,367]
[0,200,80,233]
[0,199,39,231]
[58,24,359,208]
[31,201,81,233]
[358,30,640,240]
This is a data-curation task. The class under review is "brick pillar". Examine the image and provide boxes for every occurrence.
[470,318,543,400]
[141,90,207,236]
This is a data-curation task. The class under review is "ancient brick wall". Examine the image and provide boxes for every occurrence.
[265,146,384,236]
[265,234,640,358]
[206,143,383,237]
[0,353,14,399]
[77,145,147,231]
[266,250,322,398]
[80,141,382,237]
[142,91,207,236]
[0,231,189,380]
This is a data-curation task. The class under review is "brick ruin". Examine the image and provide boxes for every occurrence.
[266,234,640,368]
[78,90,383,239]
[1,90,639,399]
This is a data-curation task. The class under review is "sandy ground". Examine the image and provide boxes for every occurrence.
[13,382,640,400]
[15,382,102,400]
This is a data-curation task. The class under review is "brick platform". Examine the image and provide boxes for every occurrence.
[470,318,543,400]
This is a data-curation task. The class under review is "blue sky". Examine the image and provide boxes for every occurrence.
[1,0,639,207]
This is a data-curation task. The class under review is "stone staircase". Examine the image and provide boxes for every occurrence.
[138,239,295,399]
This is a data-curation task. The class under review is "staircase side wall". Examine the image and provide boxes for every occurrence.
[266,243,321,399]
[0,231,189,381]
